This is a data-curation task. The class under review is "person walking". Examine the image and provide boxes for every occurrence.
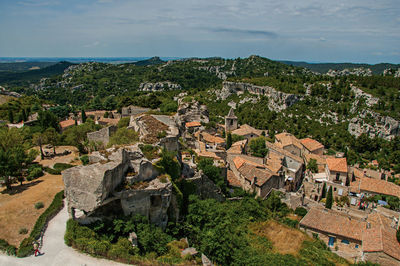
[33,241,41,257]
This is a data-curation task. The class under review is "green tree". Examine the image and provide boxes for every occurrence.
[307,159,318,173]
[108,128,139,147]
[226,132,232,149]
[8,109,14,123]
[43,127,59,155]
[81,109,87,123]
[38,110,59,131]
[321,182,327,199]
[326,186,333,209]
[249,136,268,158]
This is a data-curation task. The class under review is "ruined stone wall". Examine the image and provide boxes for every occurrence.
[87,126,117,146]
[188,173,225,202]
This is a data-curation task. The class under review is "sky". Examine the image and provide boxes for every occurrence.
[0,0,399,63]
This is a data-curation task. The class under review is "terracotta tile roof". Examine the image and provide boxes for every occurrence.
[305,153,326,173]
[227,170,241,187]
[265,141,303,163]
[201,132,225,144]
[275,132,303,150]
[232,156,264,169]
[359,177,400,197]
[227,139,247,154]
[326,157,348,173]
[185,121,201,128]
[265,152,283,173]
[238,163,274,187]
[300,138,324,152]
[300,208,365,241]
[196,141,221,160]
[59,119,75,129]
[363,212,400,261]
[231,124,263,137]
[352,167,365,179]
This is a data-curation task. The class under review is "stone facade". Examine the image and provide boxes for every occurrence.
[225,108,238,132]
[364,251,400,266]
[121,106,150,117]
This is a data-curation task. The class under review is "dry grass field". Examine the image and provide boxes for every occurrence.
[249,220,309,255]
[0,146,79,246]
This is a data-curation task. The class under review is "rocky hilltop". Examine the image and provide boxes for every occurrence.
[217,81,301,111]
[139,82,182,91]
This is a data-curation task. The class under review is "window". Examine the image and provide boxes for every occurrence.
[334,187,337,191]
[355,244,359,248]
[341,239,349,245]
[336,173,340,181]
[230,119,233,126]
[328,237,335,247]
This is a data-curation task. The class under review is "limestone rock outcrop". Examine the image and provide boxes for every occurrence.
[63,145,173,228]
[139,82,182,91]
[348,110,400,140]
[217,81,301,111]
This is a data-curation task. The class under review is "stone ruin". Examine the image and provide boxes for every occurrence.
[62,144,172,228]
[175,99,209,127]
[87,125,117,147]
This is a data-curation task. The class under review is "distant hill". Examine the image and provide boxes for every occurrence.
[132,56,165,66]
[0,62,57,72]
[0,61,74,85]
[280,61,400,74]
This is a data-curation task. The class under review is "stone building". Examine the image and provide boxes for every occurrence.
[300,138,324,156]
[231,124,263,140]
[275,132,303,157]
[87,125,117,147]
[325,157,348,185]
[121,106,150,117]
[225,108,238,132]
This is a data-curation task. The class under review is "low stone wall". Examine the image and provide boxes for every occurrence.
[188,172,225,202]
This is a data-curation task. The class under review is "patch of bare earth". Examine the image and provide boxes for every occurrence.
[0,146,78,246]
[249,220,309,255]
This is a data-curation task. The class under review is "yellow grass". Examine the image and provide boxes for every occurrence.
[249,220,309,255]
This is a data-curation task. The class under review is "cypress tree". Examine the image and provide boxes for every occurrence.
[8,109,13,123]
[22,109,27,122]
[81,109,87,123]
[326,186,333,209]
[321,182,327,199]
[226,132,232,149]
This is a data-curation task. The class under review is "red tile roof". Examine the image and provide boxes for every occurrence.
[359,177,400,197]
[300,138,324,152]
[326,157,348,173]
[59,119,75,129]
[227,170,241,187]
[201,132,225,144]
[363,212,400,260]
[275,132,303,150]
[185,121,201,128]
[300,208,365,241]
[231,124,263,137]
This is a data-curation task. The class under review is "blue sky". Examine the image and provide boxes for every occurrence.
[0,0,399,63]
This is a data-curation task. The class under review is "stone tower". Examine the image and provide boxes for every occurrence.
[225,108,238,132]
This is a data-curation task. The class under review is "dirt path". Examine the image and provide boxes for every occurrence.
[0,201,125,266]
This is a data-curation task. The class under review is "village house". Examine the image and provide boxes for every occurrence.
[325,157,348,185]
[231,124,263,140]
[300,208,364,261]
[265,141,304,191]
[351,176,400,199]
[226,139,248,155]
[185,121,201,133]
[59,119,76,132]
[228,156,284,198]
[300,138,324,155]
[275,132,303,157]
[300,208,400,265]
[304,153,327,173]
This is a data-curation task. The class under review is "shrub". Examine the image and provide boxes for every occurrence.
[19,228,28,235]
[34,202,44,209]
[282,218,299,228]
[80,155,89,165]
[294,207,308,217]
[44,167,61,175]
[0,239,17,256]
[28,167,43,180]
[53,163,74,171]
[17,191,64,257]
